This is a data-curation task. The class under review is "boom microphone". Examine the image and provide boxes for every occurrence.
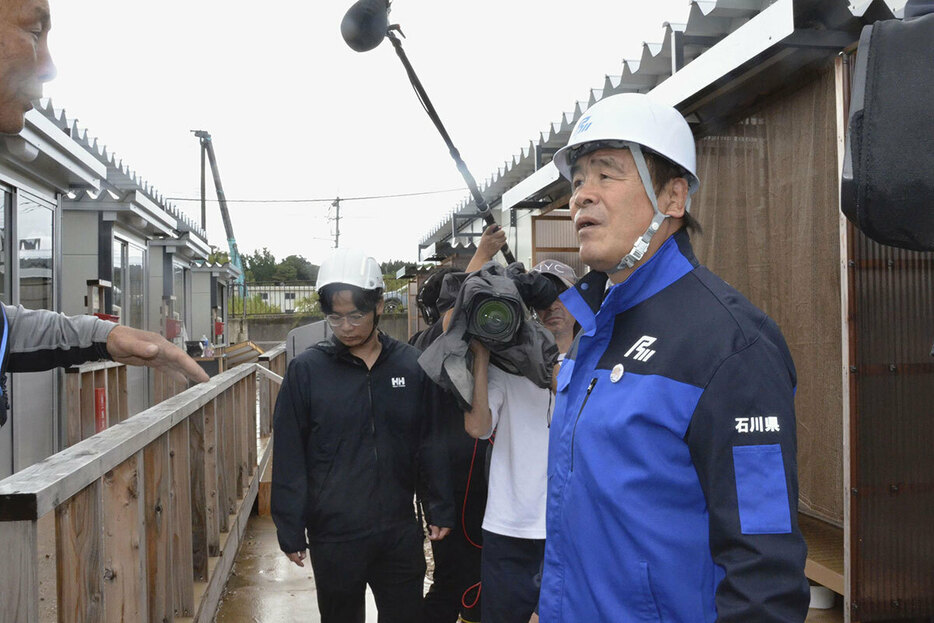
[340,0,390,52]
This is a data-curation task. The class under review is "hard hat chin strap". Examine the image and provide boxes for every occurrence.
[615,142,669,272]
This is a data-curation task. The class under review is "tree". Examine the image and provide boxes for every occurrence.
[207,249,230,265]
[380,259,408,277]
[229,293,281,315]
[244,248,277,282]
[278,255,317,282]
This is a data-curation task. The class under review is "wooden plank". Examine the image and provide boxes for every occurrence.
[192,436,273,623]
[55,481,103,622]
[0,520,39,622]
[202,400,220,557]
[258,369,271,437]
[235,381,247,496]
[215,389,231,534]
[101,454,143,623]
[65,373,82,448]
[257,443,273,517]
[0,364,257,522]
[189,407,208,582]
[106,367,120,426]
[800,514,845,596]
[153,369,164,404]
[144,434,172,623]
[80,373,95,441]
[118,366,129,423]
[170,420,195,618]
[247,373,257,472]
[95,369,108,432]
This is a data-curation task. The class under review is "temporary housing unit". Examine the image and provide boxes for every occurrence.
[0,105,106,478]
[417,1,932,620]
[191,260,241,347]
[0,101,217,478]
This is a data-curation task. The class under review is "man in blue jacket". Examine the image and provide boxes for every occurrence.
[538,93,809,622]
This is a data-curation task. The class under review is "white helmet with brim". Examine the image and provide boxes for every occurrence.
[316,248,385,291]
[553,93,699,271]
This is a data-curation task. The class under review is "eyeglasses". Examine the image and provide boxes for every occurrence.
[326,311,369,328]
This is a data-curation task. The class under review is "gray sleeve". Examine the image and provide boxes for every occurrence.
[4,304,116,373]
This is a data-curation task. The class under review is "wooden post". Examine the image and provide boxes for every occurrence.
[169,421,195,618]
[101,455,143,623]
[189,407,209,581]
[81,373,96,441]
[258,364,271,436]
[55,481,103,622]
[215,390,231,533]
[143,434,172,622]
[94,369,108,432]
[247,372,257,472]
[65,372,82,447]
[203,400,221,556]
[119,366,129,422]
[0,520,39,622]
[223,388,237,514]
[235,380,247,496]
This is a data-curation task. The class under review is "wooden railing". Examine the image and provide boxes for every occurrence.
[64,361,130,446]
[0,362,283,623]
[257,343,287,437]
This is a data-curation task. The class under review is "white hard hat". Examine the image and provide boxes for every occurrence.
[316,248,385,291]
[552,93,699,193]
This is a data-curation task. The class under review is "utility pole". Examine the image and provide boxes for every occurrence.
[329,197,341,249]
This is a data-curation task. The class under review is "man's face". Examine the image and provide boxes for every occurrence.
[328,289,382,348]
[536,297,575,338]
[0,0,55,135]
[569,148,655,274]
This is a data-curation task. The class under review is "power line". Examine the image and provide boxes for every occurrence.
[165,187,466,204]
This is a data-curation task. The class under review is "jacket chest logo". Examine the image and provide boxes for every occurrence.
[624,335,657,362]
[391,377,406,388]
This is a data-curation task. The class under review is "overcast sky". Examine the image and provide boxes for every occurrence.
[44,1,692,266]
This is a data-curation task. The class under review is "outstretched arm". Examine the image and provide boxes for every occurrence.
[106,325,209,383]
[4,304,207,383]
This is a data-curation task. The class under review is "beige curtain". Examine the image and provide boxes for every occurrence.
[690,68,843,525]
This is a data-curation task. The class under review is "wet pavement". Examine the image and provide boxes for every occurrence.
[215,515,378,622]
[216,514,842,623]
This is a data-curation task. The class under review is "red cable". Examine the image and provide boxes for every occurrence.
[462,439,483,549]
[462,581,482,610]
[460,437,494,610]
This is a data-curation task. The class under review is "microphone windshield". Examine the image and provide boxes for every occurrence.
[341,0,390,52]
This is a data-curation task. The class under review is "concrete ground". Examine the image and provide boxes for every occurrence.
[216,514,843,623]
[215,515,378,622]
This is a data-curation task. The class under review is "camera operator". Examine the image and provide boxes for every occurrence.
[412,267,487,623]
[440,225,567,623]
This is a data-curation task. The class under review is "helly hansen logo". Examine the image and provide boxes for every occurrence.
[624,336,657,362]
[391,377,406,389]
[735,416,781,433]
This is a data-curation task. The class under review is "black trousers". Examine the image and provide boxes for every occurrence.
[308,524,426,623]
[480,530,545,623]
[421,489,485,623]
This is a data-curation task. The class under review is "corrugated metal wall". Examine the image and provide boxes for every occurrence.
[849,227,934,619]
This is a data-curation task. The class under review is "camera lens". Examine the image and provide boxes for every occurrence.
[476,300,514,337]
[468,294,521,344]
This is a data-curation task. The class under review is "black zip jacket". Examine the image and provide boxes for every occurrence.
[271,332,454,552]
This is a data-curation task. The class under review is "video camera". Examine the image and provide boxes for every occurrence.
[463,263,558,346]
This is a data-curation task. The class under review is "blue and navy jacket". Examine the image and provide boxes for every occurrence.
[539,231,809,622]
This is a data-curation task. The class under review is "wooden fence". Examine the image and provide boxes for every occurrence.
[64,362,130,446]
[0,362,283,622]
